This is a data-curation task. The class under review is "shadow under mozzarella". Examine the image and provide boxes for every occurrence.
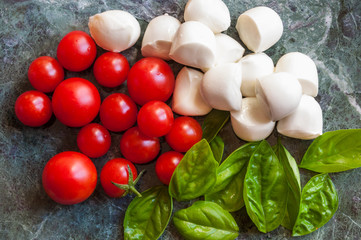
[141,14,181,60]
[231,97,275,142]
[277,95,323,140]
[88,10,140,52]
[172,67,212,116]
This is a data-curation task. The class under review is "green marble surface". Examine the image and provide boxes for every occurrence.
[0,0,360,239]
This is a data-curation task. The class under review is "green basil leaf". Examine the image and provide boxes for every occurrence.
[273,140,301,230]
[299,129,361,173]
[173,201,239,240]
[292,173,338,236]
[205,142,260,212]
[202,109,230,143]
[169,139,218,201]
[244,140,288,233]
[210,135,224,164]
[124,185,172,240]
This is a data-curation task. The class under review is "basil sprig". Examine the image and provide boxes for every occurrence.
[243,140,288,233]
[202,109,229,142]
[209,135,225,164]
[299,129,361,173]
[123,185,172,240]
[173,201,239,240]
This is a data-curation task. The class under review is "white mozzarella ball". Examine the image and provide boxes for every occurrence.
[256,72,302,121]
[215,33,245,66]
[88,10,141,52]
[231,97,275,142]
[240,53,274,97]
[236,6,283,53]
[277,95,323,140]
[141,14,181,60]
[184,0,231,33]
[169,21,217,69]
[172,67,212,116]
[275,52,319,97]
[201,63,242,111]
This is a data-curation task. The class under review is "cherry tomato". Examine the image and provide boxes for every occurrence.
[155,151,183,185]
[100,158,138,198]
[137,101,174,137]
[77,123,111,158]
[93,52,129,88]
[100,93,137,132]
[28,56,64,93]
[56,31,97,72]
[120,126,160,164]
[52,77,101,127]
[15,90,52,127]
[42,151,97,205]
[165,116,203,152]
[127,57,175,105]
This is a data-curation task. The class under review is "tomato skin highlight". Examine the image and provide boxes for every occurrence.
[127,57,175,105]
[15,90,52,127]
[42,151,97,205]
[165,116,203,152]
[100,93,138,132]
[137,101,174,137]
[120,126,160,164]
[28,56,64,93]
[77,123,111,158]
[100,158,138,198]
[93,52,129,88]
[56,30,97,72]
[52,77,101,127]
[155,151,184,185]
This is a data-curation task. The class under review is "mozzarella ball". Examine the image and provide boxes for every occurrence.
[231,97,275,142]
[275,52,319,97]
[172,67,212,116]
[169,21,217,69]
[88,10,141,52]
[256,72,302,121]
[184,0,231,33]
[277,95,323,140]
[201,63,242,111]
[240,53,274,97]
[215,33,245,66]
[236,6,283,53]
[141,14,181,60]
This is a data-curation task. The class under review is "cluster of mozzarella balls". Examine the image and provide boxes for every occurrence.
[88,0,322,142]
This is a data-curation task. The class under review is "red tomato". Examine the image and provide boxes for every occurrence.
[100,158,138,198]
[100,93,137,132]
[120,126,160,164]
[56,31,97,72]
[127,57,175,105]
[15,90,52,127]
[93,52,129,88]
[77,123,111,158]
[42,151,97,205]
[165,116,203,152]
[155,151,183,185]
[28,56,64,93]
[137,101,174,137]
[52,77,101,127]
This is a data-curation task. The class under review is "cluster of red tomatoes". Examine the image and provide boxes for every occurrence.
[15,31,203,205]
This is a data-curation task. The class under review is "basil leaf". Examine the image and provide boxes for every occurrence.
[299,129,361,173]
[244,140,288,233]
[173,201,239,240]
[205,142,260,212]
[273,140,301,230]
[292,173,338,236]
[202,109,229,142]
[169,139,218,201]
[124,185,172,240]
[209,135,224,164]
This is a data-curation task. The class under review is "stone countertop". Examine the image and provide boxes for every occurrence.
[0,0,360,239]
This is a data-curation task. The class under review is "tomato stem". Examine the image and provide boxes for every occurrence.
[111,165,146,198]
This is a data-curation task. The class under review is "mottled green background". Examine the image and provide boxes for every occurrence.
[0,0,360,239]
